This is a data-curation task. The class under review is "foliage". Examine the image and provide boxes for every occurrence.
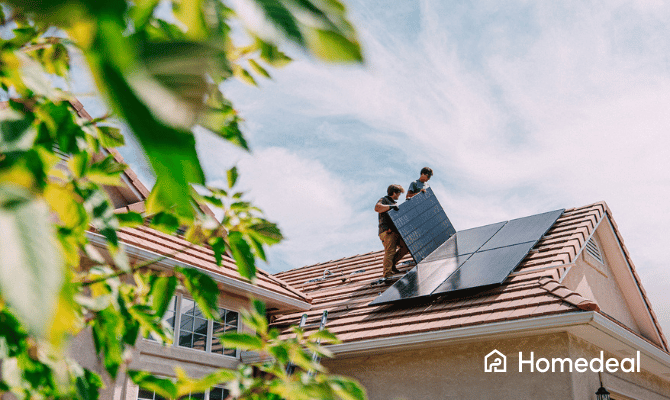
[0,0,365,398]
[130,300,365,400]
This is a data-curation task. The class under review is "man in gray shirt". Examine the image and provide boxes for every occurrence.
[375,184,409,278]
[406,167,433,200]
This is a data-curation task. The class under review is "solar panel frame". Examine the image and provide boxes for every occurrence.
[388,188,456,264]
[370,203,564,306]
[479,209,564,251]
[430,241,536,295]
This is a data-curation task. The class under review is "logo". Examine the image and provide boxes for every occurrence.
[484,349,506,372]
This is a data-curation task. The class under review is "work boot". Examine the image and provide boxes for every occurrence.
[391,266,400,274]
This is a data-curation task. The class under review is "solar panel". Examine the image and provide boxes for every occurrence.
[388,187,456,264]
[370,203,564,306]
[479,209,564,251]
[431,241,536,294]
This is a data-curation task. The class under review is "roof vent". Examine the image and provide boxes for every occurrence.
[586,237,604,264]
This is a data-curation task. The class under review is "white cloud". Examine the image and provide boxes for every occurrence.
[215,0,670,333]
[202,144,378,271]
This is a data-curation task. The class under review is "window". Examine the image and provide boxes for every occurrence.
[147,295,239,357]
[208,386,230,400]
[137,387,225,400]
[137,388,166,400]
[211,309,239,357]
[179,298,208,351]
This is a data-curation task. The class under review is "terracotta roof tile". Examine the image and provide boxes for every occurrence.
[116,226,310,304]
[270,202,667,349]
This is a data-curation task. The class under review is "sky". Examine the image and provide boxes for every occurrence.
[78,1,670,335]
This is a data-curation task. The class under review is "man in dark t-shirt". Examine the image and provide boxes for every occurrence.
[375,184,409,278]
[406,167,433,200]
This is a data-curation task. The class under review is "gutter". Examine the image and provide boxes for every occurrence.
[589,312,670,368]
[325,312,594,357]
[86,232,311,311]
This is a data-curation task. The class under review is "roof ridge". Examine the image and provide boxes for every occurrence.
[537,277,599,311]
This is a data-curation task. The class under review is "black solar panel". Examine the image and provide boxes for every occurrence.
[370,202,564,306]
[479,210,564,251]
[389,188,456,264]
[431,241,536,294]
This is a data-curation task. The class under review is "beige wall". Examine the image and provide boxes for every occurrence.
[324,332,670,400]
[562,230,641,335]
[568,335,670,400]
[324,333,575,400]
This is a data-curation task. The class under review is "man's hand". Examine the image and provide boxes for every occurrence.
[390,204,399,211]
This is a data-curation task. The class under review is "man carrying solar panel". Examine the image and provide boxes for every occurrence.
[375,184,409,278]
[406,167,433,200]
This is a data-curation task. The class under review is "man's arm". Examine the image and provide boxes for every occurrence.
[375,199,397,213]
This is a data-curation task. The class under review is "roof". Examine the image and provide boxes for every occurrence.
[112,225,311,307]
[271,202,668,350]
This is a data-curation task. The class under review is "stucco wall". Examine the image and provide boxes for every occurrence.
[568,335,670,400]
[561,230,641,335]
[323,333,575,400]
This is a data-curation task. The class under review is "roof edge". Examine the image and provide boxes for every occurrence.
[87,231,311,312]
[322,311,593,357]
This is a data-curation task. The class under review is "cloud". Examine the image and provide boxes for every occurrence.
[214,0,670,332]
[199,142,378,272]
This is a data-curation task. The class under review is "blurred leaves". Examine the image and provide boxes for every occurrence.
[0,0,365,397]
[0,185,63,337]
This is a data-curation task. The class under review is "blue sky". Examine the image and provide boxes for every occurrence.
[79,1,670,335]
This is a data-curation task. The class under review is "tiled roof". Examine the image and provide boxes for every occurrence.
[115,226,310,304]
[270,203,664,347]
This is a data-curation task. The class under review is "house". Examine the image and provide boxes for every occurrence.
[61,101,670,399]
[269,202,670,400]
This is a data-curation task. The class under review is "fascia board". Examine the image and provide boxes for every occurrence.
[602,216,665,349]
[326,312,594,357]
[86,232,311,311]
[588,313,670,370]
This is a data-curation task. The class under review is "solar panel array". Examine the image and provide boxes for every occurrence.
[370,205,564,306]
[387,188,456,264]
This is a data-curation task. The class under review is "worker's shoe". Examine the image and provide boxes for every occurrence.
[391,266,401,274]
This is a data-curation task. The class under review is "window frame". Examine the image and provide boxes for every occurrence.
[145,293,240,359]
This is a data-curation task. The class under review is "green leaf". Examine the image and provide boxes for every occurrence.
[228,231,256,280]
[329,376,367,400]
[249,0,304,45]
[93,21,205,219]
[129,0,161,29]
[91,307,124,377]
[0,107,36,153]
[217,332,263,351]
[209,236,226,266]
[172,0,207,40]
[304,27,363,62]
[128,370,178,399]
[116,211,144,228]
[177,267,220,320]
[149,275,177,317]
[97,126,125,148]
[75,368,104,400]
[249,221,282,245]
[308,329,340,344]
[150,211,180,234]
[248,59,271,79]
[227,166,238,189]
[87,154,127,186]
[0,186,63,338]
[257,39,292,67]
[213,117,249,151]
[233,65,257,86]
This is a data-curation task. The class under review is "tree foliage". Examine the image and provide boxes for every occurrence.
[0,0,365,398]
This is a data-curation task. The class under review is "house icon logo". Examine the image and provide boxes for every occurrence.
[485,349,507,372]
